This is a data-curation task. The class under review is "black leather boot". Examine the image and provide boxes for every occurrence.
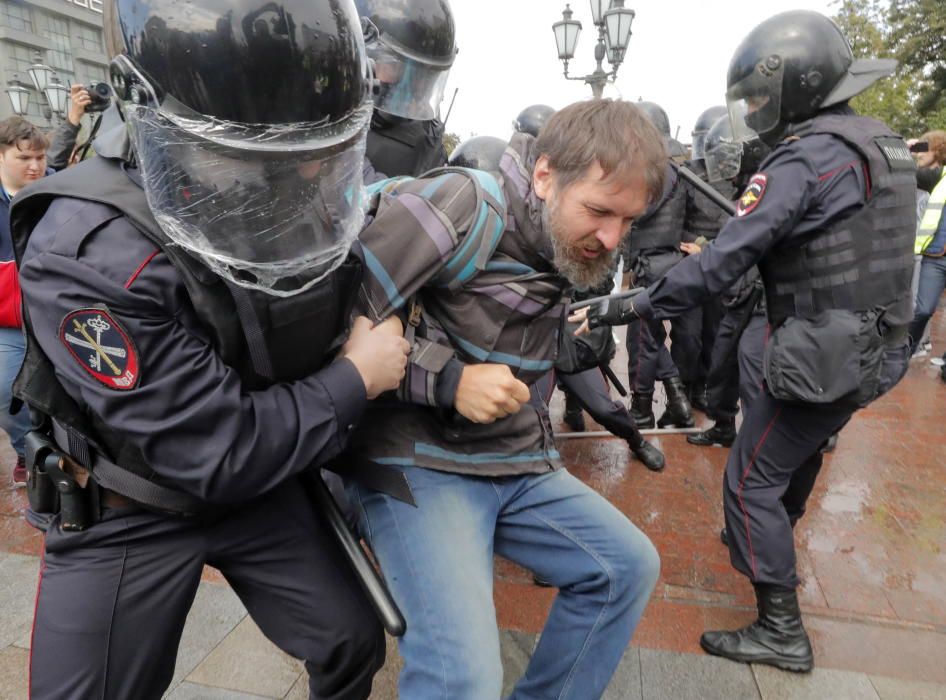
[688,383,710,413]
[657,377,694,428]
[628,438,665,471]
[687,417,736,447]
[700,585,813,672]
[629,392,655,429]
[563,392,586,432]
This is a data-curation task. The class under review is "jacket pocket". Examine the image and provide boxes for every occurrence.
[764,309,885,408]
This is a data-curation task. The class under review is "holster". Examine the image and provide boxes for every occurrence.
[24,429,96,532]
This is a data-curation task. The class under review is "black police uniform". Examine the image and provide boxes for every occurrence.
[631,111,914,590]
[366,112,448,178]
[622,164,696,426]
[12,154,384,700]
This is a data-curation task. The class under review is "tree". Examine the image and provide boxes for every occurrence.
[888,0,946,128]
[443,132,460,156]
[832,0,925,135]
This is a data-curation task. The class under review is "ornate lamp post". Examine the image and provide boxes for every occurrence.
[12,50,69,123]
[552,1,635,99]
[5,76,31,116]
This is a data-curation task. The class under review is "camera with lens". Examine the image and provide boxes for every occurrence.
[84,82,113,113]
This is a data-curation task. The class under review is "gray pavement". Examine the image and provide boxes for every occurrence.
[0,552,943,699]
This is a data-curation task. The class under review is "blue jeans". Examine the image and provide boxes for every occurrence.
[348,467,659,700]
[0,327,29,457]
[908,255,946,352]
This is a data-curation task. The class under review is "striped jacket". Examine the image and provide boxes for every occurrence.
[349,134,572,477]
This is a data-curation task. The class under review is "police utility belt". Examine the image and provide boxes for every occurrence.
[763,308,908,410]
[24,419,204,531]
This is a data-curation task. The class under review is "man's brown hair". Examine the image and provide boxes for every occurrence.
[0,116,48,152]
[921,130,946,167]
[534,99,666,203]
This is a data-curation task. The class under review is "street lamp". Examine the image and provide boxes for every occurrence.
[44,75,69,117]
[19,50,68,123]
[552,1,636,99]
[27,50,54,94]
[5,76,31,116]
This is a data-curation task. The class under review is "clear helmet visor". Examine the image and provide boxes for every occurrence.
[126,101,373,297]
[726,62,783,142]
[704,140,743,183]
[691,131,708,161]
[367,37,451,121]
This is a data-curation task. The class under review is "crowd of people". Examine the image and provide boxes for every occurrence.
[0,0,941,698]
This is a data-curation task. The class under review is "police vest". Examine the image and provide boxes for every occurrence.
[366,115,447,178]
[915,171,946,256]
[626,172,687,254]
[10,156,361,514]
[759,115,916,330]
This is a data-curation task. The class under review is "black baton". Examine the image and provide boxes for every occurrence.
[304,473,407,637]
[568,287,645,313]
[674,164,737,216]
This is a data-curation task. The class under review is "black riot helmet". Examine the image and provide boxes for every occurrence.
[636,101,671,140]
[726,10,896,147]
[703,114,770,184]
[448,136,506,174]
[691,105,727,161]
[105,0,373,297]
[356,0,457,120]
[514,104,555,137]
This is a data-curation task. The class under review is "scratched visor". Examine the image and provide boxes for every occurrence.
[126,99,372,296]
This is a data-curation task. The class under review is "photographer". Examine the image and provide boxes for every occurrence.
[47,84,104,170]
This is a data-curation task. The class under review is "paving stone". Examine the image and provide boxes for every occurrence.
[640,647,760,700]
[167,581,248,691]
[869,674,946,700]
[603,646,642,700]
[0,553,40,648]
[164,681,270,699]
[500,629,536,696]
[186,617,303,698]
[753,665,879,699]
[0,645,29,700]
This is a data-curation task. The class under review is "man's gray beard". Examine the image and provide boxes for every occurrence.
[543,202,617,290]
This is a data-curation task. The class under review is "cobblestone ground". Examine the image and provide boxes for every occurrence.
[1,306,944,699]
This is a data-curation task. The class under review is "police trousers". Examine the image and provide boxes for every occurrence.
[722,343,910,588]
[29,478,385,700]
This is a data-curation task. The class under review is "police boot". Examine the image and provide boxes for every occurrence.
[688,383,710,413]
[629,392,655,429]
[700,585,814,673]
[628,436,665,471]
[657,377,694,428]
[563,392,586,432]
[687,417,737,447]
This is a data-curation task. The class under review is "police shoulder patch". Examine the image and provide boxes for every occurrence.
[59,307,140,391]
[736,173,767,217]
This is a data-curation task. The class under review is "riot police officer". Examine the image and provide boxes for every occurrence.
[448,135,508,173]
[514,104,556,137]
[622,100,696,430]
[11,1,410,697]
[687,115,770,448]
[358,0,455,177]
[589,11,914,671]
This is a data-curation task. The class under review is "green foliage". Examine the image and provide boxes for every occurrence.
[834,0,926,137]
[443,132,460,156]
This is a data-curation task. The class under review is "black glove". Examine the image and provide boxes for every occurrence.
[588,296,638,328]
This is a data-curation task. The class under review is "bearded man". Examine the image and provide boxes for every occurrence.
[342,99,665,699]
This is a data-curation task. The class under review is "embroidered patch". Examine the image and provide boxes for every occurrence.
[736,173,767,217]
[59,308,140,390]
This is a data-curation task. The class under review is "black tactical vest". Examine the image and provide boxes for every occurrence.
[10,156,361,512]
[626,171,687,254]
[366,114,447,177]
[759,115,916,329]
